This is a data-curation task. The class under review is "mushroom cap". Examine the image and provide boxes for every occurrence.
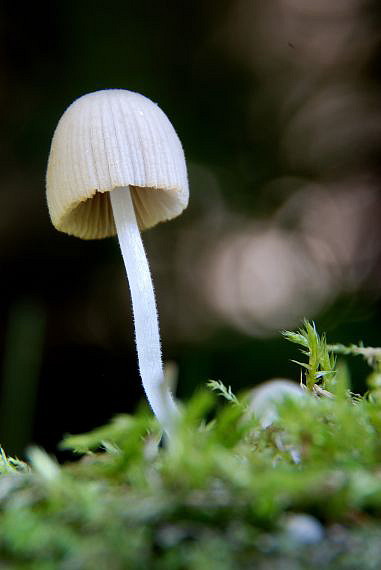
[248,379,304,428]
[46,89,189,239]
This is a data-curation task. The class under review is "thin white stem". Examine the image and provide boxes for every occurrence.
[110,186,179,436]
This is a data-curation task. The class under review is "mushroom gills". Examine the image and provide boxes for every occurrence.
[110,186,179,436]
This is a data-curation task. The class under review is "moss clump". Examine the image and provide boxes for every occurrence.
[1,322,381,569]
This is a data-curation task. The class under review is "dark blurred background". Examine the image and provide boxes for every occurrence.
[0,0,380,457]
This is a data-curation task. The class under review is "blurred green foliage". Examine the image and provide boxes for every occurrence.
[0,301,46,455]
[2,323,381,567]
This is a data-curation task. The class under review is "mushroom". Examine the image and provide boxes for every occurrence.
[46,89,189,436]
[248,379,304,428]
[247,379,305,464]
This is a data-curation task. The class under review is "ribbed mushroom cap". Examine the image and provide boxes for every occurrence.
[46,89,189,239]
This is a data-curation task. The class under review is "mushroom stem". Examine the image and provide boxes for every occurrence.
[110,186,179,436]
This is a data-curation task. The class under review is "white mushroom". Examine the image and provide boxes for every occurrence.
[46,89,189,437]
[248,379,306,464]
[248,379,304,428]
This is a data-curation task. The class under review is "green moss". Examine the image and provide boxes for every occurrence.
[2,322,381,568]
